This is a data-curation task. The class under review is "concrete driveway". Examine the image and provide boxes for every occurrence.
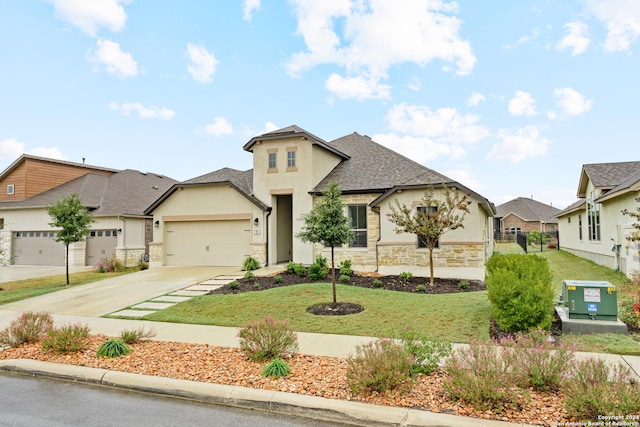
[0,266,239,317]
[0,265,94,284]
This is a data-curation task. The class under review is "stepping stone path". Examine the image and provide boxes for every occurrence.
[109,274,243,319]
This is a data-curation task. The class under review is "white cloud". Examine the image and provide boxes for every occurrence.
[205,117,234,136]
[325,73,391,100]
[186,44,218,84]
[444,167,483,191]
[48,0,130,36]
[243,0,261,21]
[372,133,463,164]
[508,91,538,117]
[586,0,640,51]
[467,92,486,107]
[88,39,139,78]
[407,77,422,91]
[286,0,476,100]
[242,121,280,138]
[109,102,175,120]
[0,138,66,161]
[487,126,551,163]
[386,103,489,144]
[554,87,594,116]
[556,21,590,55]
[504,27,540,49]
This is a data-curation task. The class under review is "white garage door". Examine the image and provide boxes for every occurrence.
[12,231,65,266]
[86,229,118,266]
[164,220,251,266]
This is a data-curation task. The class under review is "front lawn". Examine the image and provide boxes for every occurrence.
[143,283,491,342]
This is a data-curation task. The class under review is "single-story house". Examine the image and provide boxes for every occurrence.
[556,161,640,276]
[0,155,177,267]
[145,126,497,280]
[495,197,561,239]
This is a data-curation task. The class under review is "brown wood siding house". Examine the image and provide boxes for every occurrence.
[0,155,117,202]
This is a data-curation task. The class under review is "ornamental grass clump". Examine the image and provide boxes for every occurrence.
[262,357,291,378]
[346,338,414,394]
[0,311,53,348]
[443,340,517,412]
[41,323,90,354]
[97,339,131,358]
[237,316,298,362]
[501,328,575,391]
[119,326,156,344]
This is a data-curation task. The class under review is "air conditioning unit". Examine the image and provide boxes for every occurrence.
[561,280,618,321]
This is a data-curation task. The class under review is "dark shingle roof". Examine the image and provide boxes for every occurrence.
[243,125,349,160]
[556,198,586,217]
[183,168,254,195]
[313,132,452,193]
[583,161,640,189]
[0,170,177,216]
[496,197,561,223]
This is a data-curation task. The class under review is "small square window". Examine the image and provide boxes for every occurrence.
[7,184,14,195]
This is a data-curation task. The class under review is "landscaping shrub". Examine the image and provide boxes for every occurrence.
[244,271,255,280]
[41,323,90,353]
[564,357,640,420]
[119,326,156,344]
[228,281,240,290]
[486,253,555,332]
[339,259,352,276]
[273,275,283,284]
[415,284,426,293]
[237,316,298,361]
[97,339,131,358]
[339,274,351,284]
[458,280,469,291]
[346,338,414,394]
[308,256,328,280]
[286,261,307,276]
[93,256,125,273]
[0,311,53,348]
[242,256,260,272]
[398,329,451,375]
[262,357,291,378]
[254,282,260,289]
[619,270,640,331]
[443,340,517,412]
[501,328,574,391]
[372,279,382,288]
[399,271,413,282]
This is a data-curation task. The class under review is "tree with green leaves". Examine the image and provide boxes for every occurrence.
[297,182,353,303]
[622,198,640,242]
[46,193,95,284]
[387,184,471,286]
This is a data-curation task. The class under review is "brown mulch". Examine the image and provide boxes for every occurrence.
[0,335,569,426]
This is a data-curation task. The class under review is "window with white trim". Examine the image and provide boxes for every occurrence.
[287,150,296,168]
[268,152,276,169]
[7,184,14,195]
[348,204,367,248]
[587,192,601,241]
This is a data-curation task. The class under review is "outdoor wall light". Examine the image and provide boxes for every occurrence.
[254,218,259,226]
[117,228,122,233]
[154,220,159,228]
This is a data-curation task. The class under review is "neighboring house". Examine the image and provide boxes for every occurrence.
[495,197,561,238]
[556,161,640,276]
[0,155,177,267]
[145,126,497,280]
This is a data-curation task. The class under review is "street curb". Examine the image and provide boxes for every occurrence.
[0,359,533,427]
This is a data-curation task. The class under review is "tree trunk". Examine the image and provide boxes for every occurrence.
[429,247,435,286]
[65,244,70,285]
[331,246,337,303]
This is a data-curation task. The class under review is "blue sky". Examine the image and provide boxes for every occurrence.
[1,1,639,210]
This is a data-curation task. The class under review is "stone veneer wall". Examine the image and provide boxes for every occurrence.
[250,243,267,267]
[148,242,163,267]
[377,242,485,269]
[115,246,146,267]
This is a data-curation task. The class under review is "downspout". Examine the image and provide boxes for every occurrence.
[119,216,127,267]
[371,205,381,272]
[265,208,272,266]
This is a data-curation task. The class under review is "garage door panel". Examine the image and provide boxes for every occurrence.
[165,220,250,266]
[12,231,65,266]
[86,229,118,265]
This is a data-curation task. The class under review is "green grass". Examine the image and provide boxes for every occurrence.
[0,269,137,305]
[563,333,640,356]
[144,283,491,342]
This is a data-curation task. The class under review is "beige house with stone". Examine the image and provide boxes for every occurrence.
[145,126,497,280]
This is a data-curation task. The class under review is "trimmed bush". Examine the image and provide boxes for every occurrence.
[242,256,260,272]
[399,271,413,282]
[398,329,451,375]
[564,358,640,420]
[286,261,307,276]
[339,274,351,284]
[262,357,291,378]
[119,326,156,344]
[339,259,352,276]
[458,280,469,291]
[308,256,328,280]
[97,339,131,358]
[486,254,555,332]
[0,311,53,348]
[244,271,255,280]
[228,281,240,290]
[273,275,283,284]
[237,316,298,361]
[41,323,90,353]
[415,284,426,293]
[346,338,414,394]
[372,279,382,288]
[444,340,516,411]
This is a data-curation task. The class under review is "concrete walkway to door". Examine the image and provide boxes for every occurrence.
[0,266,238,317]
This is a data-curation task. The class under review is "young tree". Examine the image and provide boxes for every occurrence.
[297,182,353,303]
[387,184,471,286]
[622,198,640,242]
[46,193,95,285]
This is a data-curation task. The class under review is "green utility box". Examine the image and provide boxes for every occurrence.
[562,280,618,321]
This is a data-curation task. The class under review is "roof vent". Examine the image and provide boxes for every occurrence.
[152,185,159,190]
